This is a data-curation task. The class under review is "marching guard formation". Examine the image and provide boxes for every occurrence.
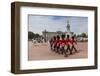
[49,35,79,57]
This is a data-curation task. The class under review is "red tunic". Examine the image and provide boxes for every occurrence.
[53,40,57,46]
[66,39,71,45]
[60,39,66,47]
[56,40,61,47]
[70,39,77,45]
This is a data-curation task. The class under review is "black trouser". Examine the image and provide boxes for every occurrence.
[56,46,60,53]
[66,45,70,53]
[60,46,68,56]
[70,45,77,54]
[50,44,53,50]
[60,46,63,54]
[53,45,57,52]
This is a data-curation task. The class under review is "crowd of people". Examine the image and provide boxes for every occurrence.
[49,35,79,57]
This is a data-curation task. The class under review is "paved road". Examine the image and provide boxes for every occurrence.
[28,41,88,61]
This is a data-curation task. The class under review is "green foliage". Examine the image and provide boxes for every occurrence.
[77,33,87,38]
[81,33,87,38]
[28,31,41,40]
[28,31,34,40]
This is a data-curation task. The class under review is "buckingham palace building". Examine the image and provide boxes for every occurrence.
[42,30,74,41]
[42,20,74,42]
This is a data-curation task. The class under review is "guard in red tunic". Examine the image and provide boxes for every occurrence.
[70,36,78,54]
[52,36,57,52]
[49,38,53,50]
[60,34,68,57]
[65,35,71,55]
[56,35,61,54]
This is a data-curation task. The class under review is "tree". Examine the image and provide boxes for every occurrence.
[73,34,76,38]
[77,34,81,38]
[34,33,41,38]
[81,33,87,38]
[28,31,34,40]
[28,31,42,41]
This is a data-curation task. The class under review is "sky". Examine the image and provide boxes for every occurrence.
[28,15,88,35]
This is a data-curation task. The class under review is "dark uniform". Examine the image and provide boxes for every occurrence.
[65,35,71,54]
[56,35,61,54]
[60,34,68,57]
[49,38,53,50]
[53,36,57,52]
[70,36,78,54]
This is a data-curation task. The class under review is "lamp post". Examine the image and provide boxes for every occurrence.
[44,29,47,42]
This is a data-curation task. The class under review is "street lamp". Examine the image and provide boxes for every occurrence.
[44,29,47,42]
